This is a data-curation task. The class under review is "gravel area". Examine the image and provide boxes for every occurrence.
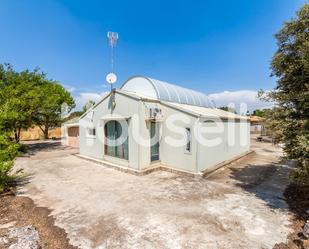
[0,192,77,249]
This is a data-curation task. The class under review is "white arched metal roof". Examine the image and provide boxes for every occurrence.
[121,76,214,108]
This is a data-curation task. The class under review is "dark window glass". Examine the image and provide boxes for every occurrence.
[150,122,160,161]
[88,128,96,136]
[185,128,191,153]
[104,120,128,160]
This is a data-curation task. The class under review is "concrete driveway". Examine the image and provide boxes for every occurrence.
[14,140,292,249]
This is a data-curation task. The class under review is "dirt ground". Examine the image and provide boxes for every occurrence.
[274,184,309,249]
[0,191,76,249]
[6,140,294,248]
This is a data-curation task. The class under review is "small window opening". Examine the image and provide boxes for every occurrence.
[185,127,191,153]
[87,128,96,136]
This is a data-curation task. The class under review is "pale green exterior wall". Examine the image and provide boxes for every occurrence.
[79,92,140,169]
[197,120,250,172]
[79,92,250,174]
[156,104,198,173]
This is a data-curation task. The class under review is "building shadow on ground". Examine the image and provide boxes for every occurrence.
[229,161,293,211]
[21,141,67,156]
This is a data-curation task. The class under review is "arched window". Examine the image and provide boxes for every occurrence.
[104,120,129,160]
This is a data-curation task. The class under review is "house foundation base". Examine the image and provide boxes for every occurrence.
[74,154,203,177]
[75,150,254,178]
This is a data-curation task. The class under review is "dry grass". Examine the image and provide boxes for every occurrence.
[20,127,61,141]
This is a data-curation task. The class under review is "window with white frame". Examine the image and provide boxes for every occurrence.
[185,127,191,153]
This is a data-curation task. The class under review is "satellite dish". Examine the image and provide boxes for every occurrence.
[106,73,117,84]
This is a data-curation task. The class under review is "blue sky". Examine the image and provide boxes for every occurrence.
[0,0,305,110]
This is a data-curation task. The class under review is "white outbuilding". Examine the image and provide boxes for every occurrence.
[78,76,250,176]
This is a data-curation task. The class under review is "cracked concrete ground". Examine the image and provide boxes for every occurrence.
[13,140,292,249]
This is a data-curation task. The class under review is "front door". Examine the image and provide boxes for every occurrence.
[150,122,160,161]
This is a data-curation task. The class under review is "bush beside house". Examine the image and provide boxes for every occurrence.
[0,134,21,192]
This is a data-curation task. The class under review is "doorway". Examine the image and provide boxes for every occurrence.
[150,122,160,162]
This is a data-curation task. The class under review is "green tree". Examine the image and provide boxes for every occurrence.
[260,4,309,184]
[252,109,268,117]
[34,81,75,139]
[83,100,95,113]
[218,106,237,114]
[0,63,76,141]
[0,64,44,141]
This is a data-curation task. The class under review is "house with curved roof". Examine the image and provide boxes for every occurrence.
[78,76,250,175]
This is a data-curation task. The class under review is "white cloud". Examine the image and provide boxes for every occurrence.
[73,89,273,114]
[74,92,108,111]
[208,90,274,113]
[62,84,76,93]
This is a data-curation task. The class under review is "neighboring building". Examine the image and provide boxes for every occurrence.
[62,117,80,148]
[79,76,250,175]
[250,116,265,134]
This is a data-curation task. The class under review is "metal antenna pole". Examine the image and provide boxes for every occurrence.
[106,31,118,91]
[110,45,114,92]
[111,45,114,73]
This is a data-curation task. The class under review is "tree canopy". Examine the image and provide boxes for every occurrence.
[252,109,269,117]
[0,64,44,141]
[0,63,75,141]
[83,100,95,113]
[34,81,75,139]
[261,4,309,184]
[218,106,237,114]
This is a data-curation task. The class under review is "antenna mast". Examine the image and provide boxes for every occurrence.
[106,31,118,91]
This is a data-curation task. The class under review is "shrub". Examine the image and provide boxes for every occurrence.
[0,161,15,192]
[0,134,20,192]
